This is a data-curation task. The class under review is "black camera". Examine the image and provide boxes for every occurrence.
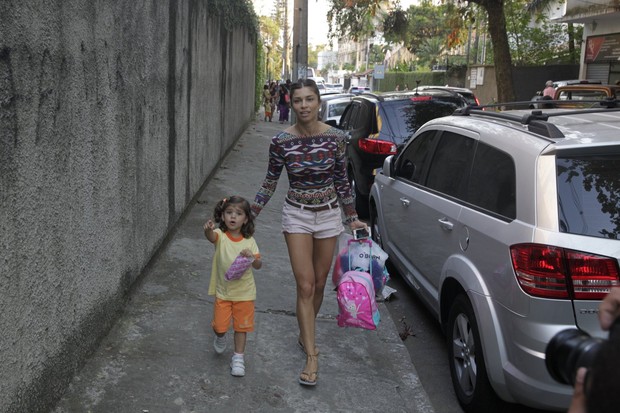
[545,318,620,386]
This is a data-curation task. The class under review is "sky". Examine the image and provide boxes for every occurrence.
[251,0,418,46]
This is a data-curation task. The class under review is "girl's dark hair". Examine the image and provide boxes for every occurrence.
[212,195,255,237]
[290,78,320,102]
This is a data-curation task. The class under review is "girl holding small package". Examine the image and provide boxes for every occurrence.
[204,196,262,377]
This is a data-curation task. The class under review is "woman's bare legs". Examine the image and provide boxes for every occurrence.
[284,233,338,383]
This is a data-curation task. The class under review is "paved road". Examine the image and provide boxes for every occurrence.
[384,270,556,413]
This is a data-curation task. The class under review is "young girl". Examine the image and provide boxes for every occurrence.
[204,196,262,377]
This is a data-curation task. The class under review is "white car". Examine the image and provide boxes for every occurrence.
[318,93,353,125]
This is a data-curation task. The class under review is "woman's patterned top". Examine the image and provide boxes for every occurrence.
[252,127,358,224]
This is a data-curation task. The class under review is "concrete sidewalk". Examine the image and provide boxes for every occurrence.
[53,119,435,413]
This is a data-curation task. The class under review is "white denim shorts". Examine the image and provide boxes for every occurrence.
[282,201,344,239]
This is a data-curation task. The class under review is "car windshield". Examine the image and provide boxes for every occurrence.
[556,152,620,239]
[380,98,462,145]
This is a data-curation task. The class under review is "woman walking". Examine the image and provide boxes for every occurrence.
[251,79,367,386]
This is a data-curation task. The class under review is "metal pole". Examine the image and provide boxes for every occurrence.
[292,0,308,83]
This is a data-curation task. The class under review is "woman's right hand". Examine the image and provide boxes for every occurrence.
[348,219,368,232]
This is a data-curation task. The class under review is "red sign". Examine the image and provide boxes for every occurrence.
[585,33,620,63]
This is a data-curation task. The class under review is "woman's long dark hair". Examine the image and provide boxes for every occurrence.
[212,196,255,238]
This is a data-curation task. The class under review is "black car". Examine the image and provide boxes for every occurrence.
[338,91,467,218]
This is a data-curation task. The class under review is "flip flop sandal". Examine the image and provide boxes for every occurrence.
[298,354,319,386]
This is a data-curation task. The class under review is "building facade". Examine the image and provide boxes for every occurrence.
[549,0,620,84]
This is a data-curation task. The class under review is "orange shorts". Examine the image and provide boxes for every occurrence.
[211,298,255,333]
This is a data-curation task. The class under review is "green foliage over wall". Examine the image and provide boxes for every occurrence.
[375,65,467,92]
[256,39,266,112]
[207,0,261,112]
[207,0,259,39]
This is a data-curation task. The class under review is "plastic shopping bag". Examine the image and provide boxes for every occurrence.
[225,254,254,281]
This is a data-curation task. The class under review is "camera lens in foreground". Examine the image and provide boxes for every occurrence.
[545,328,604,385]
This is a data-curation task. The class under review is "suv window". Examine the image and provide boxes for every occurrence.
[468,142,516,219]
[425,132,476,199]
[395,130,438,183]
[381,99,461,145]
[328,102,349,118]
[556,153,620,239]
[340,103,359,130]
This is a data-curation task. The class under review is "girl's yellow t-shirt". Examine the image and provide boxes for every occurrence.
[208,229,260,301]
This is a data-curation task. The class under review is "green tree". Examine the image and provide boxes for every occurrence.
[368,44,386,65]
[259,15,283,81]
[526,0,581,64]
[326,0,385,42]
[383,0,459,55]
[463,0,514,102]
[417,37,446,70]
[380,0,515,101]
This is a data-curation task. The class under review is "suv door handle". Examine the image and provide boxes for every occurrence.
[399,198,410,207]
[438,218,454,231]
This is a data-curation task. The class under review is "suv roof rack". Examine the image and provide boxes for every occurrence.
[360,89,467,102]
[453,104,620,139]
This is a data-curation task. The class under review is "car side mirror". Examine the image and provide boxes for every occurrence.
[383,155,395,178]
[324,119,338,127]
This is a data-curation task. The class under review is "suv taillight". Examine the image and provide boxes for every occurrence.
[358,138,397,155]
[510,243,620,300]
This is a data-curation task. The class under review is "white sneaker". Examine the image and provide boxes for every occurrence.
[230,354,245,377]
[213,335,226,354]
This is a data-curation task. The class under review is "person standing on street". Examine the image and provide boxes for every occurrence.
[543,80,555,98]
[269,81,277,120]
[251,78,367,386]
[278,83,290,123]
[204,196,262,377]
[262,84,272,122]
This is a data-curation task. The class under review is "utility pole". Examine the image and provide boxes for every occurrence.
[292,0,308,83]
[282,0,289,80]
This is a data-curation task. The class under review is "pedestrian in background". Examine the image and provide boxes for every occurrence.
[262,85,272,122]
[204,196,262,377]
[269,81,277,119]
[543,80,555,98]
[251,78,367,386]
[278,83,290,123]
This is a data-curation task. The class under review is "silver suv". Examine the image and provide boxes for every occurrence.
[369,106,620,411]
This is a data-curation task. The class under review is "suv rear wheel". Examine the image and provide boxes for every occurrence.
[447,294,501,412]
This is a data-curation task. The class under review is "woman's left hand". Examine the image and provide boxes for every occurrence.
[348,219,367,232]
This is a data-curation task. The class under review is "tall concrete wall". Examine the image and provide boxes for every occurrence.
[0,1,256,412]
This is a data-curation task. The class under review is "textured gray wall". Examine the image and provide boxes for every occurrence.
[0,1,256,412]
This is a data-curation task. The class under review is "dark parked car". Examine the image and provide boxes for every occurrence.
[338,90,467,217]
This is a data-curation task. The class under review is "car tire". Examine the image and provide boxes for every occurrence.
[447,294,501,413]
